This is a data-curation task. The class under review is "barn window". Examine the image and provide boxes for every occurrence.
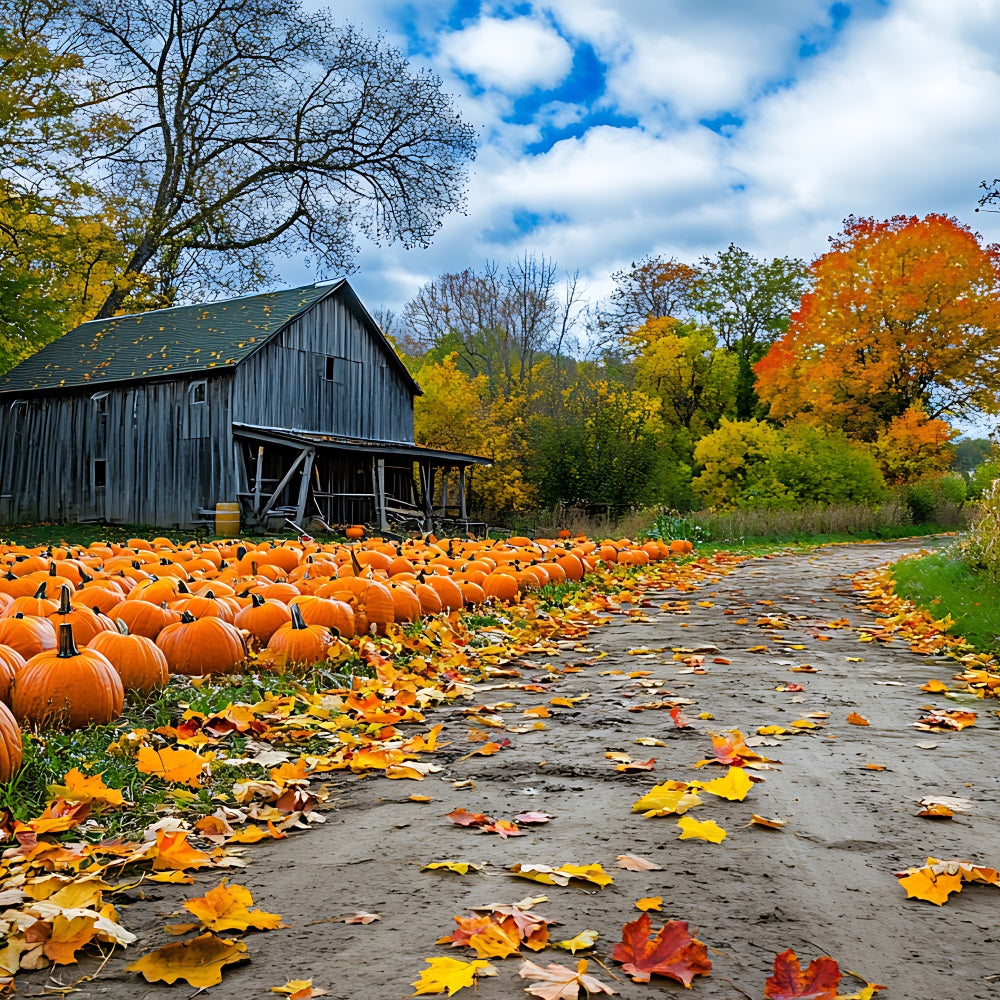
[92,392,108,415]
[92,458,107,489]
[325,356,336,381]
[189,380,207,404]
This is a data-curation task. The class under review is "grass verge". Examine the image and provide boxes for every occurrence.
[892,548,1000,655]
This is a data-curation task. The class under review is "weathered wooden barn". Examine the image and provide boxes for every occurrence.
[0,280,488,531]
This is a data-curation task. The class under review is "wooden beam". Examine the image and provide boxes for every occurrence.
[252,445,265,513]
[260,447,310,517]
[458,466,467,520]
[375,457,387,531]
[295,450,316,527]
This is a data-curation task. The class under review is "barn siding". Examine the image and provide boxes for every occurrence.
[0,375,235,525]
[229,293,415,441]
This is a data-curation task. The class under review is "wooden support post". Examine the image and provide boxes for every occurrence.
[253,445,265,513]
[295,449,316,527]
[458,466,467,520]
[420,462,434,524]
[376,457,387,532]
[441,468,449,514]
[260,448,310,517]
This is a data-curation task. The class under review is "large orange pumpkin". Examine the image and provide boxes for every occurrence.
[87,622,169,693]
[155,613,246,675]
[265,604,334,666]
[12,623,124,729]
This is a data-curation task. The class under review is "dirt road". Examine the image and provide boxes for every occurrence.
[92,539,999,999]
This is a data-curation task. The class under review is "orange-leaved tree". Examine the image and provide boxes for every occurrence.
[754,214,1000,441]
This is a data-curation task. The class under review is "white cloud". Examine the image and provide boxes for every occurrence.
[438,15,574,93]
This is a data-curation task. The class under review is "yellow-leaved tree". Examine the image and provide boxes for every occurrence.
[412,354,537,518]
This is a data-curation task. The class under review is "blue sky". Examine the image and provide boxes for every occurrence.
[288,0,1000,331]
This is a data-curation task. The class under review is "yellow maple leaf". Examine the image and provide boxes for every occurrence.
[137,746,209,787]
[509,863,612,888]
[555,929,599,953]
[897,869,962,905]
[633,780,702,816]
[676,816,727,843]
[127,932,249,987]
[272,980,328,999]
[422,860,482,875]
[183,880,283,932]
[695,766,753,802]
[635,897,663,911]
[411,956,494,996]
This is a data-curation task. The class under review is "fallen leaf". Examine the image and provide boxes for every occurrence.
[519,957,618,998]
[632,780,702,817]
[913,710,976,731]
[847,712,870,726]
[127,932,249,987]
[423,861,483,875]
[895,857,998,905]
[137,746,209,787]
[514,812,554,824]
[510,863,613,889]
[917,795,973,813]
[412,956,495,996]
[635,897,663,911]
[183,880,282,932]
[611,912,711,986]
[271,980,328,1000]
[864,764,887,771]
[676,816,727,843]
[694,767,753,802]
[750,814,787,830]
[615,854,664,872]
[554,929,600,954]
[764,948,840,999]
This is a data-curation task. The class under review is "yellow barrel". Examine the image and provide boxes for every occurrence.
[215,501,240,538]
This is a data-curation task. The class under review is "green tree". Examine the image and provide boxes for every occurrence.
[630,317,738,435]
[690,244,808,418]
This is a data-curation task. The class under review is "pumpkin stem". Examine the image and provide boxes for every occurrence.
[32,582,47,599]
[204,590,216,599]
[115,619,129,635]
[56,623,81,658]
[250,593,266,608]
[237,545,247,561]
[180,610,196,623]
[58,585,72,614]
[290,604,307,630]
[176,580,191,594]
[48,563,57,576]
[80,569,92,583]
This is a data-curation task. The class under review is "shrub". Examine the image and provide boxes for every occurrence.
[904,473,966,523]
[692,419,887,510]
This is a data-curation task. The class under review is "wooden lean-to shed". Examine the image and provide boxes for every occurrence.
[0,280,488,531]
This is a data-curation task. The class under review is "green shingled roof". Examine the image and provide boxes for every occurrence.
[0,282,340,394]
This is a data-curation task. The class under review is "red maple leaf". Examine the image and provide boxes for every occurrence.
[764,948,841,999]
[611,912,712,986]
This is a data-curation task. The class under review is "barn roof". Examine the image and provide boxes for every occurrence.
[0,280,420,395]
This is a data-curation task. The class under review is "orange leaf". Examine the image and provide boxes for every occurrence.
[764,949,840,999]
[152,830,213,872]
[847,712,870,726]
[137,746,209,787]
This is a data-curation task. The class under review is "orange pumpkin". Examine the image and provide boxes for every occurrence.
[87,622,169,693]
[12,623,124,729]
[266,604,334,665]
[156,613,246,676]
[0,702,22,781]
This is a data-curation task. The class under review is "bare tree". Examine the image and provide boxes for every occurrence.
[603,254,700,337]
[41,0,476,316]
[402,254,582,394]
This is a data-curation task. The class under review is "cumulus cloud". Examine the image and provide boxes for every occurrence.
[284,0,1000,324]
[437,15,574,93]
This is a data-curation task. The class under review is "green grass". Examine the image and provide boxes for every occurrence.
[892,549,1000,654]
[0,672,356,839]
